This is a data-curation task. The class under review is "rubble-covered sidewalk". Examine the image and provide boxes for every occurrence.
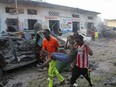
[2,39,116,87]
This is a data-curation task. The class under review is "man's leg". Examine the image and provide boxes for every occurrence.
[70,66,81,87]
[82,68,93,86]
[48,63,54,87]
[54,67,64,82]
[48,77,54,87]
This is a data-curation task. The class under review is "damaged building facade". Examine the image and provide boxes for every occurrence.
[104,19,116,31]
[0,0,100,35]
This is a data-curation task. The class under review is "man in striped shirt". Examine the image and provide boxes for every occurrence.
[70,35,93,87]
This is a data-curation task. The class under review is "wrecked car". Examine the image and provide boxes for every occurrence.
[0,31,65,71]
[0,33,35,71]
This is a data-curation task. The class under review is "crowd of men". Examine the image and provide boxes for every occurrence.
[34,23,94,87]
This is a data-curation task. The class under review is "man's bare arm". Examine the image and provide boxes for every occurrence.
[84,42,93,56]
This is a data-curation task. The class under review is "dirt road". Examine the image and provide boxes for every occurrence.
[3,39,116,87]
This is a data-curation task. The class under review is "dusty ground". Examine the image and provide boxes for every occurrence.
[2,39,116,87]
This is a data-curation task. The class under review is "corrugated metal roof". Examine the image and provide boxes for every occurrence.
[0,0,100,14]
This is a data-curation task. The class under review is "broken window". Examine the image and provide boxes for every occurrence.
[5,7,24,14]
[88,16,93,20]
[27,9,37,15]
[5,7,16,13]
[72,14,80,18]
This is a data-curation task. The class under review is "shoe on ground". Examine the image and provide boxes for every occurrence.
[59,80,65,85]
[89,83,93,87]
[47,78,50,81]
[73,83,78,87]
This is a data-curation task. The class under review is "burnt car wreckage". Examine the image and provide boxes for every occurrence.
[0,31,65,71]
[0,32,35,71]
[0,32,36,86]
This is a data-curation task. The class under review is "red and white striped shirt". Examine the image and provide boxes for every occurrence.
[76,45,88,68]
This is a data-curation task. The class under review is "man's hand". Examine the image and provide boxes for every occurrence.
[70,64,74,68]
[51,54,57,60]
[84,42,93,56]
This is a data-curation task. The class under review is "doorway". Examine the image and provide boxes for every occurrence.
[87,22,94,35]
[6,18,18,32]
[49,20,60,35]
[72,22,80,32]
[28,19,37,30]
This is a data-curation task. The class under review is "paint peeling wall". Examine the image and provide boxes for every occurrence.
[0,3,98,34]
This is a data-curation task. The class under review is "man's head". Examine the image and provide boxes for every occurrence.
[43,29,51,41]
[67,35,74,44]
[75,35,84,46]
[34,23,42,32]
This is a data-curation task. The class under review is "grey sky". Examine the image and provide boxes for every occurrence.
[45,0,116,20]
